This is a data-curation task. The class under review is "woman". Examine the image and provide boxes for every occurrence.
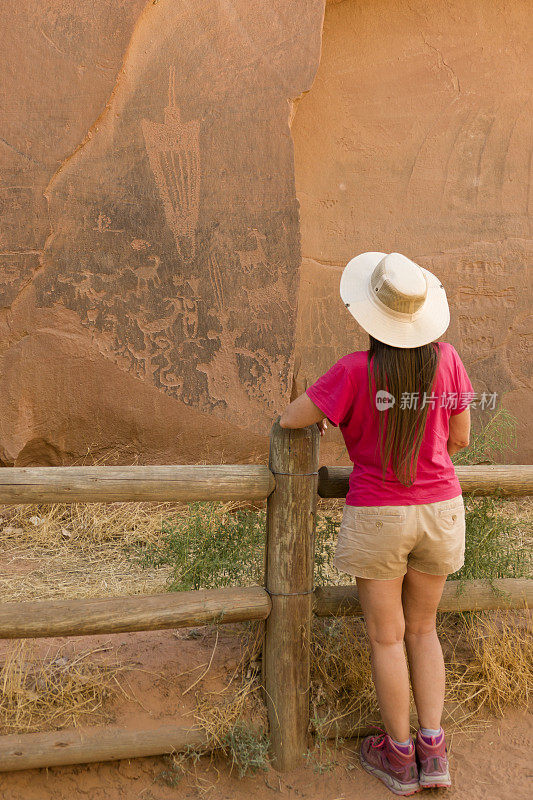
[279,252,473,796]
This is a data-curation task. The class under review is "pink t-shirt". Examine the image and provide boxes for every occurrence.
[305,342,474,506]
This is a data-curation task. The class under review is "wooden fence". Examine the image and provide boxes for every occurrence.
[0,418,531,773]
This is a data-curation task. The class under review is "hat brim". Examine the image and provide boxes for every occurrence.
[340,252,450,348]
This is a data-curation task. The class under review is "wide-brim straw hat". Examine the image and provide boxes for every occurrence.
[340,252,450,348]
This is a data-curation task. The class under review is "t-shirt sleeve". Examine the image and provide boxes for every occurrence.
[305,360,355,428]
[450,346,475,415]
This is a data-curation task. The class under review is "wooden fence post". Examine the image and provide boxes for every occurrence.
[263,417,320,771]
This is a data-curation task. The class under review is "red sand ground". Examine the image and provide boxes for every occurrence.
[0,628,531,800]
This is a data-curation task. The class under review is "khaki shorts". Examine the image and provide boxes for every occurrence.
[333,495,466,580]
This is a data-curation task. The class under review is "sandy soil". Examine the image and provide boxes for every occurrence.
[0,626,530,800]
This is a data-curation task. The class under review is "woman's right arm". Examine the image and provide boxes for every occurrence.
[447,406,471,457]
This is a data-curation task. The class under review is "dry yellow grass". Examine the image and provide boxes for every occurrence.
[0,495,530,599]
[0,639,136,734]
[444,610,532,718]
[309,616,376,738]
[160,622,268,788]
[308,609,532,741]
[192,623,265,730]
[0,499,259,601]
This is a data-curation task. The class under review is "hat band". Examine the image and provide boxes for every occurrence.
[366,279,428,323]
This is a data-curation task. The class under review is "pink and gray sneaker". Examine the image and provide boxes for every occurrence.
[415,728,451,789]
[360,733,420,796]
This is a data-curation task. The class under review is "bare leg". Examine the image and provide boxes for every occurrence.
[402,566,447,730]
[356,575,410,742]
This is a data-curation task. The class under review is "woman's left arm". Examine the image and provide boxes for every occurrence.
[279,393,328,436]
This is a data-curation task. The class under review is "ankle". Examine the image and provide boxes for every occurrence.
[420,726,442,737]
[389,735,414,755]
[418,726,444,744]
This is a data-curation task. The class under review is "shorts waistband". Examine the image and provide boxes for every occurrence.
[344,494,464,514]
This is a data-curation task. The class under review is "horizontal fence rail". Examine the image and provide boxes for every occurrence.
[0,580,530,640]
[1,463,529,504]
[0,465,275,504]
[0,723,210,773]
[0,586,271,639]
[313,578,533,617]
[318,464,533,498]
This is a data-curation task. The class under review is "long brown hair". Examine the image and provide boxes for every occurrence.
[367,335,441,486]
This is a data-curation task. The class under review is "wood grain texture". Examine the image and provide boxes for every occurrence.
[0,464,275,503]
[317,465,533,498]
[0,723,209,772]
[263,418,320,771]
[0,586,271,639]
[313,578,532,617]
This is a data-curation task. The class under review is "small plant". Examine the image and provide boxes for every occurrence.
[451,494,531,585]
[451,406,519,466]
[221,722,270,778]
[157,745,205,787]
[129,501,265,591]
[305,709,341,773]
[156,724,269,787]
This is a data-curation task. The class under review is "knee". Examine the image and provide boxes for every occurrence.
[367,619,405,647]
[404,617,437,638]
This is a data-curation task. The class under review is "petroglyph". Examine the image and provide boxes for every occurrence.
[236,229,268,275]
[505,312,532,389]
[92,213,125,234]
[455,286,517,308]
[208,250,225,313]
[141,66,201,263]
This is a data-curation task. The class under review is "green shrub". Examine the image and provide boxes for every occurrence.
[448,406,531,583]
[450,494,531,583]
[130,500,346,591]
[129,502,265,591]
[451,406,519,466]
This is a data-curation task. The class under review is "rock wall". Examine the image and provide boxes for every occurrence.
[292,0,532,464]
[0,0,325,466]
[0,0,530,467]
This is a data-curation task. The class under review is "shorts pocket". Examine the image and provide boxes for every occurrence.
[341,513,406,536]
[334,522,408,579]
[343,505,407,525]
[436,498,464,529]
[351,511,405,521]
[435,496,464,513]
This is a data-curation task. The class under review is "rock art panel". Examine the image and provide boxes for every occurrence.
[35,0,326,435]
[0,0,326,465]
[292,0,532,463]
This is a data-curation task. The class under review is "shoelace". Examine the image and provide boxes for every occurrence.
[370,728,415,755]
[369,727,389,749]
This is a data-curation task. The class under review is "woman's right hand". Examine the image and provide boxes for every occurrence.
[317,418,328,437]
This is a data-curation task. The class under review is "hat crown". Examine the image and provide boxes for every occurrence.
[370,253,428,315]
